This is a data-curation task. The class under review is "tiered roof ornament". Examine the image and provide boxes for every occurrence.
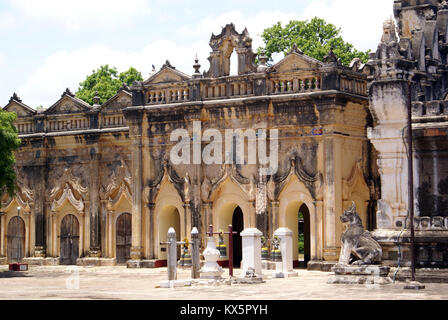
[62,88,75,98]
[192,55,202,78]
[9,93,22,103]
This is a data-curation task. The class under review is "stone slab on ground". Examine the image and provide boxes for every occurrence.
[328,265,392,285]
[307,261,336,272]
[390,267,448,283]
[22,258,59,266]
[332,265,391,276]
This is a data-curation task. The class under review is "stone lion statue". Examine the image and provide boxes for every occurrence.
[338,202,382,265]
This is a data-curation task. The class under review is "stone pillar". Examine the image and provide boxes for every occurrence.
[191,227,201,279]
[88,139,101,257]
[0,213,5,256]
[270,201,279,238]
[167,228,178,281]
[240,228,263,277]
[273,227,298,277]
[147,203,155,259]
[322,135,342,261]
[124,108,144,266]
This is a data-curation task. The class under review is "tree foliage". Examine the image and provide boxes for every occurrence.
[0,111,21,197]
[259,17,370,66]
[76,65,143,105]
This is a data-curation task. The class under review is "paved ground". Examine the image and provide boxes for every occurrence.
[0,265,447,300]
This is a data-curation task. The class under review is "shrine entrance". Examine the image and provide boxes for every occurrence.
[7,217,25,263]
[116,213,132,264]
[60,214,80,265]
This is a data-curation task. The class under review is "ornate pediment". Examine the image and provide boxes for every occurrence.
[143,63,191,85]
[48,168,88,213]
[269,50,323,73]
[100,160,132,201]
[45,89,91,115]
[101,90,132,112]
[3,94,36,117]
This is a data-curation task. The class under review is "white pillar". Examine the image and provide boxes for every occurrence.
[273,227,298,278]
[240,228,263,278]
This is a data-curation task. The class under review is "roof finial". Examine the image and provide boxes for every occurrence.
[62,88,74,98]
[193,54,202,78]
[93,90,100,106]
[9,93,22,103]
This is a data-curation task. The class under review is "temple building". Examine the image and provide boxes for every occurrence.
[2,0,448,271]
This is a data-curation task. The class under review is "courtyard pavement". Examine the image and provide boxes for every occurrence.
[0,265,447,300]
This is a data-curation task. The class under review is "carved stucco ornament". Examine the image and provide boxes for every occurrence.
[48,167,88,214]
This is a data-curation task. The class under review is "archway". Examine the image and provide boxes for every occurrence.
[60,214,80,265]
[232,207,244,268]
[284,201,311,268]
[7,216,25,263]
[116,213,132,264]
[158,206,181,261]
[298,204,311,268]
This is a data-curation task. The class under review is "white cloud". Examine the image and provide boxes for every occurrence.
[9,0,152,30]
[0,53,4,66]
[302,0,393,51]
[0,11,17,29]
[19,41,210,107]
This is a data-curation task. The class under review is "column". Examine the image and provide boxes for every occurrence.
[146,203,155,259]
[88,138,101,257]
[124,109,144,264]
[240,228,263,278]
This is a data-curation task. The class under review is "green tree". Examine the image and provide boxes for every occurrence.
[0,111,21,197]
[76,65,143,105]
[259,17,370,66]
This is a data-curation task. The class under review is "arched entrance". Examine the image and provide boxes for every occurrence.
[158,206,181,261]
[232,207,244,268]
[7,217,25,263]
[116,213,132,264]
[298,204,311,268]
[60,214,80,265]
[284,201,311,268]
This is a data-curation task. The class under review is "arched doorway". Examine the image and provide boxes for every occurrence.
[116,213,132,264]
[158,206,181,261]
[232,207,244,268]
[60,214,80,265]
[7,217,25,263]
[298,204,311,268]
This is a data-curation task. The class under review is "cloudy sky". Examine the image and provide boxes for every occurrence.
[0,0,393,108]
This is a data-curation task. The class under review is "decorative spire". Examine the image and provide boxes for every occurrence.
[323,47,340,64]
[120,82,130,92]
[93,91,100,107]
[62,88,74,98]
[9,92,22,103]
[289,44,303,55]
[257,50,269,73]
[162,60,175,69]
[192,54,202,78]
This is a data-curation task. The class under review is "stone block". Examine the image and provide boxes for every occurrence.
[420,217,431,230]
[127,260,143,268]
[432,217,445,230]
[426,101,441,116]
[331,265,391,277]
[412,102,424,116]
[77,257,101,267]
[307,261,336,272]
[328,265,392,285]
[0,257,7,265]
[442,101,448,114]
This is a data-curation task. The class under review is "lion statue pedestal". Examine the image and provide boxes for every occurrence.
[327,203,392,286]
